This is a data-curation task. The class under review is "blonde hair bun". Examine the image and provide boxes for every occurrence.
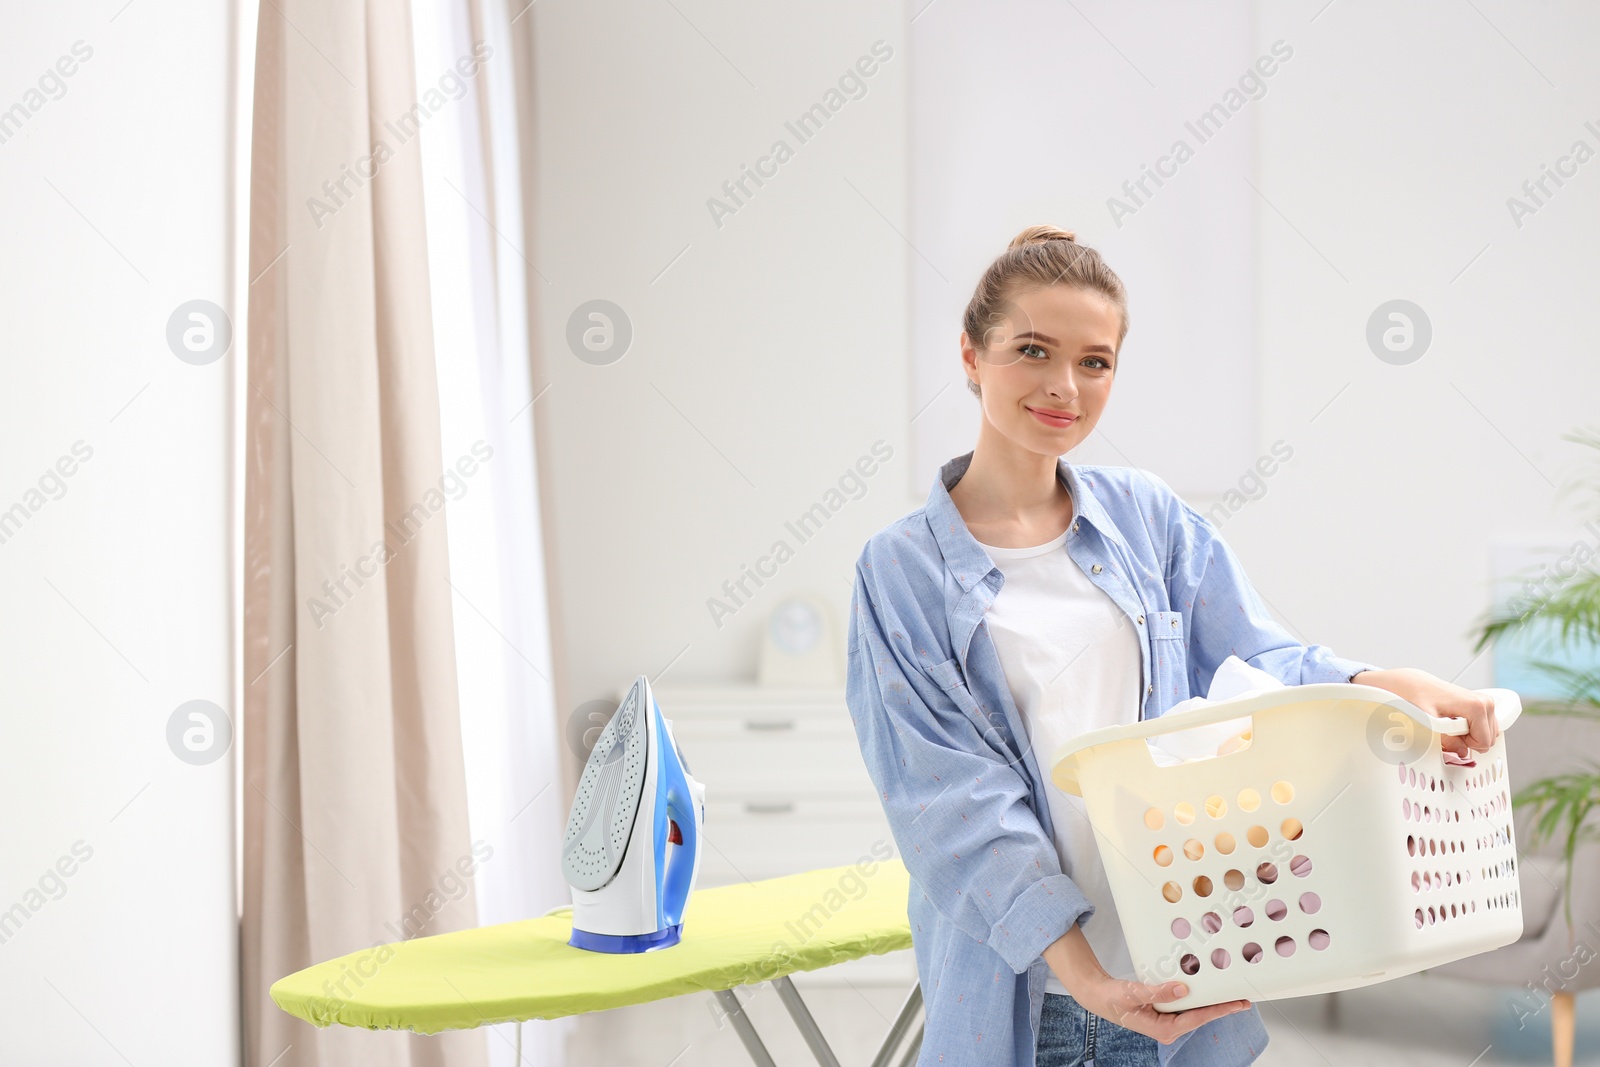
[1008,224,1077,249]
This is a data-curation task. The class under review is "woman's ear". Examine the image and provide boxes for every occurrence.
[959,331,981,394]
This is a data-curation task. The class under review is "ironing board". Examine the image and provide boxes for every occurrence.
[270,860,924,1067]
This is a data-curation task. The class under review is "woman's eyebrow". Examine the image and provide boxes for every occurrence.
[1014,330,1114,355]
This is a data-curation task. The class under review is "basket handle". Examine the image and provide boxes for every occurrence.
[1049,684,1521,795]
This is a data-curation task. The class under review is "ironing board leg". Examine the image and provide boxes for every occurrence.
[896,1019,924,1067]
[774,976,844,1067]
[714,989,779,1067]
[869,983,924,1067]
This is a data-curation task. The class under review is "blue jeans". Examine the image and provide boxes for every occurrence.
[1037,991,1160,1067]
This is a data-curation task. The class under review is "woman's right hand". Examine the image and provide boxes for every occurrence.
[1068,973,1252,1046]
[1042,926,1252,1045]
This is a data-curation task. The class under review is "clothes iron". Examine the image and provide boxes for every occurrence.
[561,674,706,952]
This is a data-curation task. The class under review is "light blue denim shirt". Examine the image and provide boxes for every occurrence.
[845,451,1383,1067]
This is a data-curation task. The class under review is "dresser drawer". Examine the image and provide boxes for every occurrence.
[696,796,895,886]
[673,723,875,797]
[643,686,875,797]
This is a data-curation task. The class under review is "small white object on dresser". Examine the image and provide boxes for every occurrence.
[637,682,915,987]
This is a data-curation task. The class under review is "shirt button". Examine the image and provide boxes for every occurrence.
[1148,684,1154,693]
[1137,615,1145,625]
[1072,522,1080,533]
[1091,564,1102,574]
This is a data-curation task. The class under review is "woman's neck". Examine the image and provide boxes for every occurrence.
[948,424,1075,548]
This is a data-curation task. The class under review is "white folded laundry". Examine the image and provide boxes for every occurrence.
[1146,655,1285,767]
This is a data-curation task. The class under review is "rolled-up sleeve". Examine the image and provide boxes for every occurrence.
[1164,494,1384,694]
[846,563,1095,974]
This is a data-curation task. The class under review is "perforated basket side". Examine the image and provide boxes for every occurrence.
[1386,746,1523,963]
[1068,693,1523,1010]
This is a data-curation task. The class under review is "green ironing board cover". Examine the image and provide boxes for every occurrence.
[270,859,913,1034]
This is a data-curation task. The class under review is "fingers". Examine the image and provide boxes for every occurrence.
[1117,981,1253,1044]
[1114,979,1187,1009]
[1437,693,1497,752]
[1143,999,1254,1044]
[1107,980,1188,1035]
[1466,693,1498,751]
[1405,678,1503,753]
[1138,980,1189,1004]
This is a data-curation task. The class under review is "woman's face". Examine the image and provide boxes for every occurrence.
[961,284,1120,456]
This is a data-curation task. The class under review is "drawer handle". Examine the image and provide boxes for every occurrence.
[744,719,796,731]
[743,801,795,815]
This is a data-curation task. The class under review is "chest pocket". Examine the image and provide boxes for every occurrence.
[1150,610,1184,641]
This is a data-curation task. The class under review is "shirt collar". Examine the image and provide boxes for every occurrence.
[924,450,1114,593]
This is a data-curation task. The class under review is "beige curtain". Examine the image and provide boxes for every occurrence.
[241,2,488,1065]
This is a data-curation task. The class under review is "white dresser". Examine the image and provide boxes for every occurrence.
[641,683,916,986]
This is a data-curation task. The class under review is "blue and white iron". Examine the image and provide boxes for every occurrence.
[561,674,706,952]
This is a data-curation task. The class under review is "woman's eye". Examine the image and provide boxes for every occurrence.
[1019,343,1049,361]
[1085,356,1112,370]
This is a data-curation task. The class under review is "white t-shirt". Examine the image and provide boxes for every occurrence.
[974,527,1143,990]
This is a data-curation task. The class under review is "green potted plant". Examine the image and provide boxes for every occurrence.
[1470,426,1600,934]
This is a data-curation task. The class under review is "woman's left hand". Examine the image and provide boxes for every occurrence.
[1350,667,1502,757]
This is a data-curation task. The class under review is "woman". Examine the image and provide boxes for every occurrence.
[844,225,1501,1067]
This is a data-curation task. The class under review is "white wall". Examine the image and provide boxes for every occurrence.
[529,0,1600,718]
[1249,0,1600,684]
[527,0,913,713]
[0,4,240,1065]
[909,0,1260,498]
[907,0,1600,693]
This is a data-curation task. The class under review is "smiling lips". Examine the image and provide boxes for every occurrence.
[1027,406,1078,428]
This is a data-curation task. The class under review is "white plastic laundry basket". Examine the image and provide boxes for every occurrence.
[1050,683,1524,1011]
